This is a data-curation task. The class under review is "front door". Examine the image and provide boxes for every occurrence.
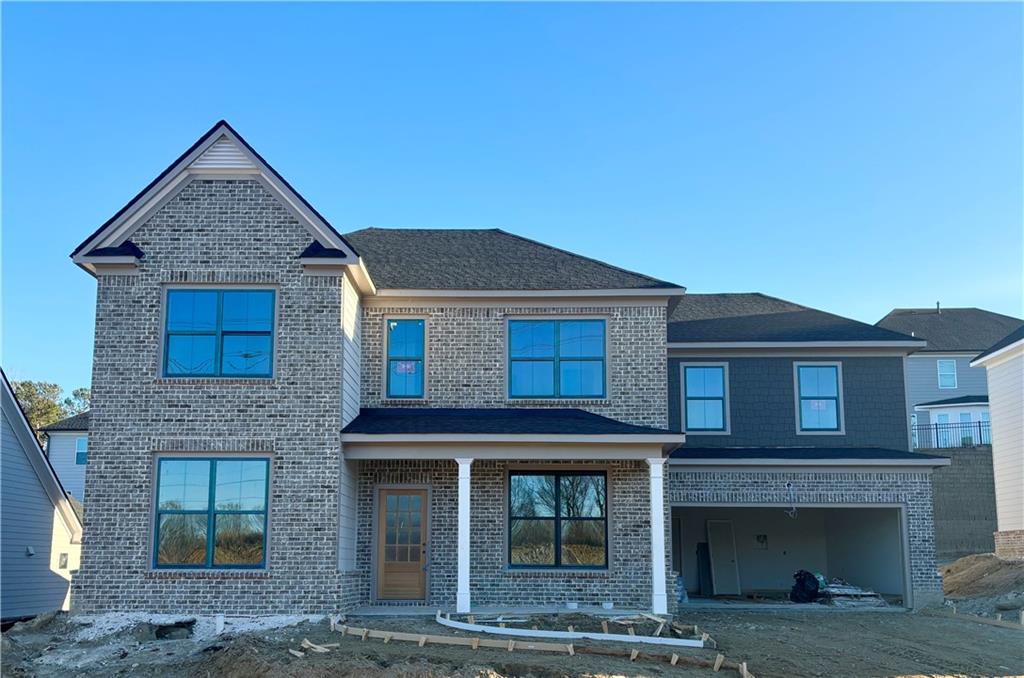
[377,488,428,600]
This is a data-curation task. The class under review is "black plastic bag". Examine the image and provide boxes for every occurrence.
[790,569,820,603]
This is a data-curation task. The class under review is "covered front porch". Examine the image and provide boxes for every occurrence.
[340,408,684,614]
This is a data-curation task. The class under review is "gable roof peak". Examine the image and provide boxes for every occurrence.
[71,120,360,273]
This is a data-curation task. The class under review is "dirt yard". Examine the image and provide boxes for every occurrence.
[942,553,1024,618]
[3,607,1022,678]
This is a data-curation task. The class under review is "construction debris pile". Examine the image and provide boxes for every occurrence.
[790,570,888,608]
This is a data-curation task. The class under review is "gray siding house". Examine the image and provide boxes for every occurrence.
[877,307,1023,448]
[41,411,90,501]
[665,294,947,607]
[1,371,83,621]
[68,121,948,617]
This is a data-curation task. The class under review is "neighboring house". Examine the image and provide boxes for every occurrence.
[1,370,83,621]
[971,327,1024,560]
[67,121,947,617]
[877,307,1023,449]
[666,293,948,607]
[41,411,90,501]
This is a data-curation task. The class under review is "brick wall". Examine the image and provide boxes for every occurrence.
[668,468,944,608]
[362,305,669,428]
[667,356,910,449]
[356,459,668,611]
[929,446,998,560]
[994,530,1024,560]
[74,179,349,614]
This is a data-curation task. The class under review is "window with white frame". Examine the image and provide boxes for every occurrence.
[386,319,426,398]
[682,364,729,432]
[937,360,958,389]
[795,363,844,432]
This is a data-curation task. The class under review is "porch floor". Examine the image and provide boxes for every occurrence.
[349,604,651,617]
[681,598,907,612]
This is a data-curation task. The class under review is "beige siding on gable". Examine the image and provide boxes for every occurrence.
[987,351,1024,531]
[339,273,362,571]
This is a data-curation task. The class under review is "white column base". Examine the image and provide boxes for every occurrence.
[455,458,474,614]
[647,457,669,615]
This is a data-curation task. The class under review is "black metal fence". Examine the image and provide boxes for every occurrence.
[912,421,991,449]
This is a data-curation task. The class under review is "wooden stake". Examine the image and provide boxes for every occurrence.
[654,622,665,637]
[507,639,515,651]
[627,626,635,636]
[567,625,574,633]
[471,637,480,650]
[567,644,575,656]
[418,636,427,647]
[670,653,679,666]
[467,615,475,625]
[740,661,750,678]
[288,649,305,658]
[360,629,369,641]
[601,620,609,634]
[383,633,393,644]
[629,649,639,661]
[714,654,725,671]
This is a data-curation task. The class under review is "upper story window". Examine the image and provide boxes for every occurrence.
[795,363,844,433]
[508,471,607,569]
[75,437,88,465]
[508,320,606,399]
[164,289,275,378]
[937,359,958,389]
[154,457,269,569]
[386,319,425,398]
[683,364,729,432]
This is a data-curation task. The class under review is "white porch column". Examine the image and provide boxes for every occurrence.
[646,457,668,615]
[455,457,474,613]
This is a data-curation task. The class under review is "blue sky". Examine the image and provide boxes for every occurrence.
[3,2,1022,393]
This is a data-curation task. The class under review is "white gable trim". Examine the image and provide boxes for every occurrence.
[73,122,359,268]
[1,375,83,542]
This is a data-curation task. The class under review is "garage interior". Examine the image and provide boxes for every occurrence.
[671,505,908,606]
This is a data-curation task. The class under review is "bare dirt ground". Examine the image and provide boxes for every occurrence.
[941,554,1024,618]
[3,607,1022,678]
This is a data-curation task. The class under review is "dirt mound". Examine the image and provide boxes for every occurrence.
[941,553,1024,599]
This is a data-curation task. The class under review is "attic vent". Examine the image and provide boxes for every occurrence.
[189,137,256,170]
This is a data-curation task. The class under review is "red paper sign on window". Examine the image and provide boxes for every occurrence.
[395,361,418,374]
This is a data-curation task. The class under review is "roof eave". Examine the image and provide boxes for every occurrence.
[340,432,685,445]
[670,457,950,468]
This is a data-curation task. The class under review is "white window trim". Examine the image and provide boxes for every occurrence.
[382,315,429,401]
[793,361,846,436]
[680,362,731,435]
[936,359,958,390]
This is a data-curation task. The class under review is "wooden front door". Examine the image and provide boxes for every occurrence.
[377,489,428,600]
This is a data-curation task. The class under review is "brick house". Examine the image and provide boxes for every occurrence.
[69,122,948,615]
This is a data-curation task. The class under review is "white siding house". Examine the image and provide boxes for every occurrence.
[40,410,91,501]
[1,371,83,621]
[972,328,1024,560]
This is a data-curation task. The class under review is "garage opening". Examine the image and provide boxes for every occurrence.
[671,505,908,607]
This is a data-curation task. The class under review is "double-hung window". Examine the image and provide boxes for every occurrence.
[937,360,958,389]
[508,471,607,568]
[796,363,843,432]
[154,457,269,569]
[508,320,606,398]
[386,319,425,398]
[75,437,88,465]
[683,365,728,432]
[164,289,275,377]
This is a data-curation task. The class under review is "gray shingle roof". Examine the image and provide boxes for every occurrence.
[668,293,920,344]
[876,308,1023,353]
[40,411,90,432]
[671,446,947,462]
[972,325,1024,363]
[342,408,676,436]
[343,228,682,291]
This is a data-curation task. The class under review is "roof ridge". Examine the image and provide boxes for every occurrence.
[491,229,683,290]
